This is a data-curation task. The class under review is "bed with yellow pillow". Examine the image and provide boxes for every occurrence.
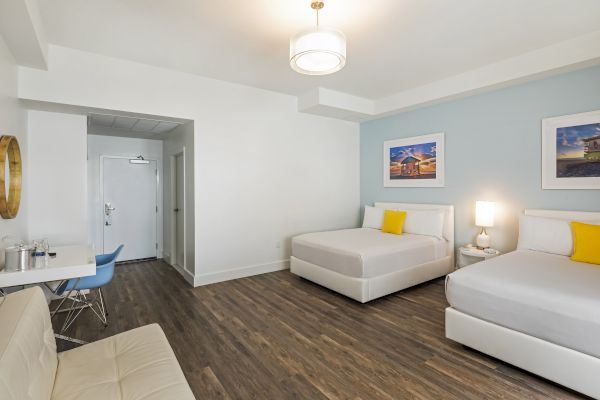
[291,203,454,303]
[445,208,600,399]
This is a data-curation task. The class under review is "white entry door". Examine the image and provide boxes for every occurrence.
[103,157,157,261]
[174,153,185,268]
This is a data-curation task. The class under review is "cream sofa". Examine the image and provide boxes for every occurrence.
[0,287,195,400]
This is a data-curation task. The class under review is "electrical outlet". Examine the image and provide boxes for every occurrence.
[275,241,281,249]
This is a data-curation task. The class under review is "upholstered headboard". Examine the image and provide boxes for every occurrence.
[374,202,455,258]
[524,209,600,221]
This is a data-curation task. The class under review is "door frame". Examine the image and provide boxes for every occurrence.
[169,148,187,273]
[99,154,160,256]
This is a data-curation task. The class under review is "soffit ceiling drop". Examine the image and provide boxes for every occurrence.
[88,113,181,138]
[37,0,600,99]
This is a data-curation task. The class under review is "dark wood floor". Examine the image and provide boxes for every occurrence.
[53,260,586,399]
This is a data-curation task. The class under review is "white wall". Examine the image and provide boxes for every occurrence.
[27,110,87,245]
[361,66,600,253]
[19,45,360,285]
[163,123,195,282]
[0,34,27,267]
[195,108,359,285]
[87,134,163,256]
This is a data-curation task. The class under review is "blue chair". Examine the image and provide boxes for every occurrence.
[94,245,124,266]
[57,245,123,332]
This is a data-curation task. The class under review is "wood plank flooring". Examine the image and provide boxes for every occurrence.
[53,260,587,399]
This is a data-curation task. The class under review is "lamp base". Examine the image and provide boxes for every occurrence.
[476,228,491,249]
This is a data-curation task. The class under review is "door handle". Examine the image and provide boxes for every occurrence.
[104,202,116,226]
[104,202,116,216]
[174,208,180,212]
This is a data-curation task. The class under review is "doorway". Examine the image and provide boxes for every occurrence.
[171,151,186,270]
[85,111,193,284]
[102,156,158,261]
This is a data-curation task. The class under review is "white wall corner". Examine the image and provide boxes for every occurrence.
[193,259,290,287]
[170,261,195,286]
[298,87,374,121]
[0,0,48,69]
[297,87,320,111]
[375,30,600,116]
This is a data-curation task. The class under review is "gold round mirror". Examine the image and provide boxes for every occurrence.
[0,135,22,219]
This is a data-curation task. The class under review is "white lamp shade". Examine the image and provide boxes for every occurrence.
[475,201,495,227]
[290,27,346,75]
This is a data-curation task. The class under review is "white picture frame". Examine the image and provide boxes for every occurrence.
[383,132,445,188]
[542,110,600,190]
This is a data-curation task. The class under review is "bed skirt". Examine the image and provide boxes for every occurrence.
[290,255,452,303]
[446,307,600,399]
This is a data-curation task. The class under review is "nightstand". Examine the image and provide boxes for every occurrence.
[457,246,500,268]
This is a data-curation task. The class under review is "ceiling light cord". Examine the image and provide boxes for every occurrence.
[311,1,324,28]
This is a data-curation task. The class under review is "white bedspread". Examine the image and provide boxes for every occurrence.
[292,228,446,278]
[446,250,600,358]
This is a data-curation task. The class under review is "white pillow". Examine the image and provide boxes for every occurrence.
[362,205,384,229]
[517,215,573,256]
[403,210,445,239]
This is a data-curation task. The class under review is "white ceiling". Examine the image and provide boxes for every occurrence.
[88,113,181,139]
[37,0,600,99]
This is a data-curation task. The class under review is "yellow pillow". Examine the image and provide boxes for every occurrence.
[381,210,407,235]
[571,221,600,265]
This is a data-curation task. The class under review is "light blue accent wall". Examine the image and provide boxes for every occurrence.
[361,66,600,252]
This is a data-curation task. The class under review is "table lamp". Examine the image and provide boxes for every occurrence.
[475,201,495,249]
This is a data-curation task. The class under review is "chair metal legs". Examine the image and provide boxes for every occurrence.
[99,288,108,317]
[92,288,108,326]
[48,277,81,318]
[60,291,87,332]
[59,287,109,334]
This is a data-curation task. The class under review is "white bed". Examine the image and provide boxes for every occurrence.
[291,203,454,303]
[445,209,600,399]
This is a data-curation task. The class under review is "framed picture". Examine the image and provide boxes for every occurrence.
[542,110,600,189]
[383,132,444,187]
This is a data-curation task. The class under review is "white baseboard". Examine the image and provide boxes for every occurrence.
[169,262,195,286]
[193,259,290,287]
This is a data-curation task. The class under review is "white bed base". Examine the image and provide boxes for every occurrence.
[445,208,600,399]
[446,307,600,399]
[291,202,454,303]
[291,256,452,303]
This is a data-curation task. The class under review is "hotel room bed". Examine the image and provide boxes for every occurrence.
[291,203,454,303]
[445,208,600,399]
[293,228,447,279]
[446,249,600,359]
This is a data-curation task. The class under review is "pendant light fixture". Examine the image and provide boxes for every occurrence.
[289,1,346,75]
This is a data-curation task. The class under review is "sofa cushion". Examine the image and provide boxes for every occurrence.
[51,324,195,400]
[0,287,58,400]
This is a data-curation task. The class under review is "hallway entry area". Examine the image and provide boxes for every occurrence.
[86,112,194,274]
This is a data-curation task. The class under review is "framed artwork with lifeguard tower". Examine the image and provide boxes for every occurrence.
[542,110,600,189]
[383,132,445,188]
